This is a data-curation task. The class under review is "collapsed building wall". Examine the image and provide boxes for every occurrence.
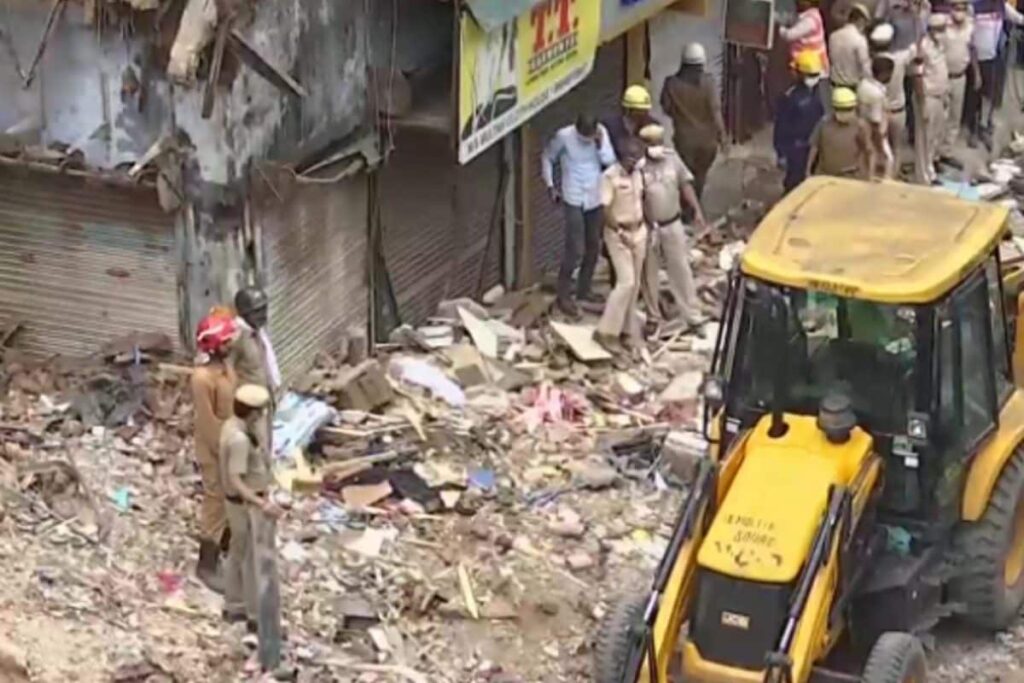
[0,0,374,364]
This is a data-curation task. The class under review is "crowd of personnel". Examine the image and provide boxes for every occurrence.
[776,0,1023,189]
[188,287,285,673]
[541,0,1024,355]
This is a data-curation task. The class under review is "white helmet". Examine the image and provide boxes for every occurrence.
[682,42,707,66]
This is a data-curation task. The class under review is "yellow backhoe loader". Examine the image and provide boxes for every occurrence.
[595,177,1024,683]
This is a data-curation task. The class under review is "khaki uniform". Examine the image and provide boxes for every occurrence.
[829,24,871,87]
[640,152,702,326]
[598,163,648,342]
[880,47,915,172]
[942,18,973,150]
[230,327,271,390]
[220,416,272,620]
[857,76,891,177]
[191,362,236,542]
[810,118,870,177]
[660,73,724,198]
[915,35,949,184]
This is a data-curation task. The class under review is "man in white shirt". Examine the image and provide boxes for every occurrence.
[829,3,873,88]
[542,114,617,317]
[858,55,895,178]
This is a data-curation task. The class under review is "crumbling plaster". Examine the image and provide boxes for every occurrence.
[0,0,368,188]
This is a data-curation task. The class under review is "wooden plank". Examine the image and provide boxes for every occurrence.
[550,321,612,362]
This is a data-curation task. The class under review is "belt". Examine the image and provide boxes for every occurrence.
[226,493,266,505]
[654,214,682,227]
[888,105,905,114]
[950,69,967,78]
[831,79,857,88]
[612,221,643,231]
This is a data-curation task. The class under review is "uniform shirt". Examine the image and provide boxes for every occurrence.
[879,47,915,110]
[600,162,646,228]
[230,320,281,392]
[641,151,695,224]
[885,0,931,50]
[220,416,271,497]
[541,124,616,210]
[857,77,889,134]
[828,23,871,85]
[919,34,950,96]
[191,362,236,454]
[661,72,724,152]
[943,17,975,75]
[811,118,869,176]
[774,82,826,158]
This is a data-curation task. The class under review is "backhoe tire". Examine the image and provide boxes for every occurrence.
[861,632,927,683]
[593,594,647,683]
[951,447,1024,630]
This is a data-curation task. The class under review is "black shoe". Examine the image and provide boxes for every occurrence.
[556,298,580,319]
[577,291,605,305]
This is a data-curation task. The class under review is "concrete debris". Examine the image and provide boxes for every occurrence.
[0,206,751,681]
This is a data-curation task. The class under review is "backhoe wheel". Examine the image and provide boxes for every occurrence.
[593,594,647,683]
[862,632,927,683]
[952,447,1024,630]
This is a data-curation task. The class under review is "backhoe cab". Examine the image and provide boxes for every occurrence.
[595,177,1024,683]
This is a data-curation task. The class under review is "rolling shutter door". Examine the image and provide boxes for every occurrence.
[259,174,369,383]
[378,128,503,326]
[527,39,625,282]
[0,166,180,358]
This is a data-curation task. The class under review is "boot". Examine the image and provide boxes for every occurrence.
[196,539,225,594]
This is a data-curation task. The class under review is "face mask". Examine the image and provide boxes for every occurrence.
[803,75,822,88]
[646,145,666,160]
[834,110,856,123]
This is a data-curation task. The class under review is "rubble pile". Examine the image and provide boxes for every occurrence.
[0,224,753,682]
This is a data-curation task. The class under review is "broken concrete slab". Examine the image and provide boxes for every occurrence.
[614,372,645,400]
[459,308,499,359]
[660,370,703,403]
[334,361,394,412]
[446,344,490,387]
[550,322,612,363]
[482,285,506,306]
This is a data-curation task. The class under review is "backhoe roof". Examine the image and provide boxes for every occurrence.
[741,177,1009,303]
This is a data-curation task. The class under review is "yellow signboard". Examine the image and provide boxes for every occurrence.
[458,0,601,164]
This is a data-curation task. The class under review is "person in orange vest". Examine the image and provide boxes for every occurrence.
[779,0,831,77]
[190,310,239,593]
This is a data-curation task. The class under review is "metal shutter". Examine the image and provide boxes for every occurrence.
[0,166,179,358]
[527,39,625,282]
[259,175,369,383]
[378,128,502,326]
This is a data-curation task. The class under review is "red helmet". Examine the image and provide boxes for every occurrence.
[196,313,237,354]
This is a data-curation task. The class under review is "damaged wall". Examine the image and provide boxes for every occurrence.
[0,0,370,187]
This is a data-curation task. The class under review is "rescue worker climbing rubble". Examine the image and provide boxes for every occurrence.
[190,310,238,594]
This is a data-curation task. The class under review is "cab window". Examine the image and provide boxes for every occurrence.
[985,257,1013,404]
[937,274,998,451]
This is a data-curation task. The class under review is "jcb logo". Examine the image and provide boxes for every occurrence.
[721,611,751,630]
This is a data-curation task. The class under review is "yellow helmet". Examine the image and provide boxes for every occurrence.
[622,85,652,110]
[794,50,823,75]
[831,86,857,110]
